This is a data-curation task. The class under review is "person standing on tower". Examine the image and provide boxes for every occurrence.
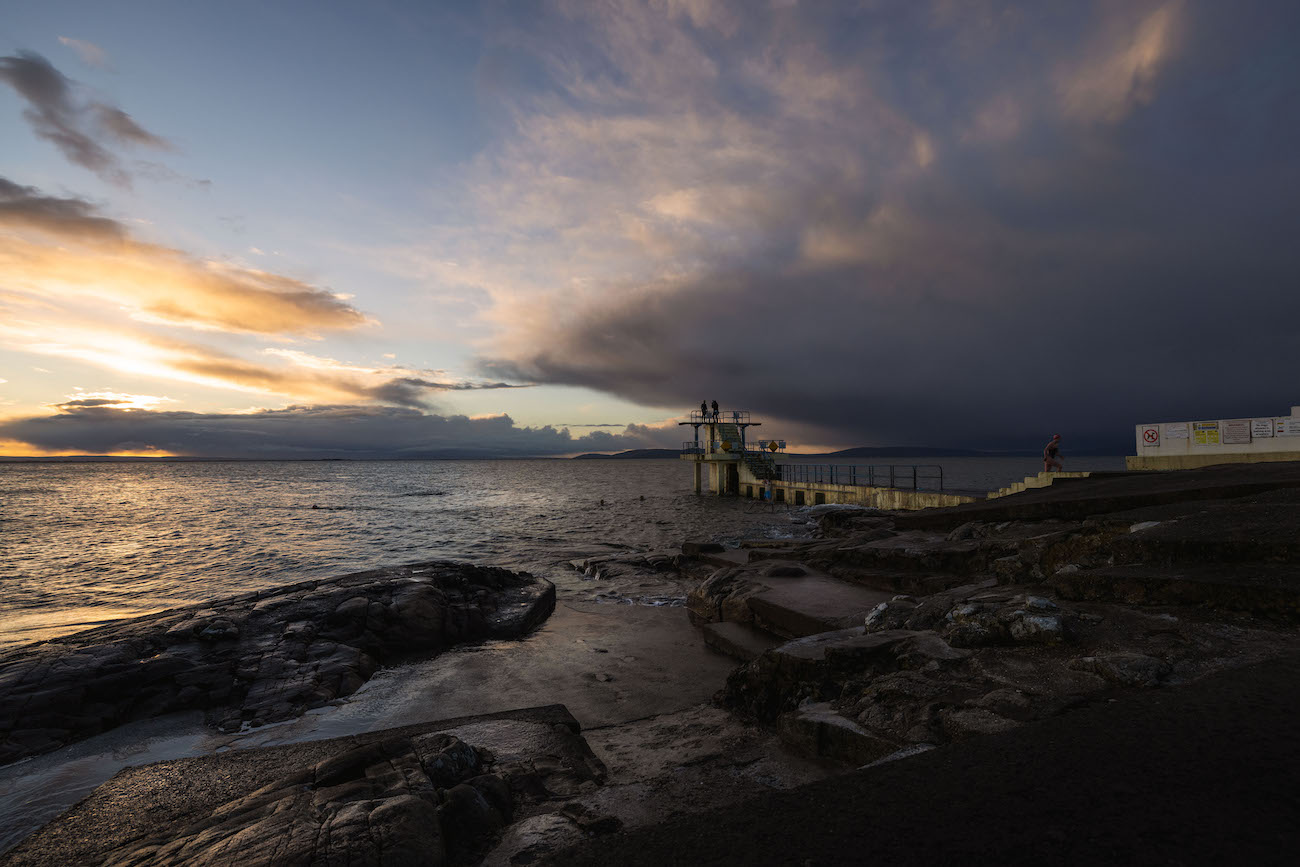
[700,400,708,420]
[710,400,719,420]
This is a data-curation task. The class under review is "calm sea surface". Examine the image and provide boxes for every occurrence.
[0,456,1124,648]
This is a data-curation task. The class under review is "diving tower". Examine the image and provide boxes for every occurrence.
[679,409,976,510]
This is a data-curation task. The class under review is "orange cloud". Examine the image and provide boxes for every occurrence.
[0,178,369,336]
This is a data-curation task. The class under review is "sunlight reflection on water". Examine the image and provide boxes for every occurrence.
[0,459,797,648]
[0,455,1124,648]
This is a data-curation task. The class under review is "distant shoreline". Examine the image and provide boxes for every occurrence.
[1,448,1127,463]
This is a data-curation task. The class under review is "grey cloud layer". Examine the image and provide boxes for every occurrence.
[471,0,1300,450]
[365,377,534,407]
[0,51,171,185]
[0,406,675,459]
[0,177,125,239]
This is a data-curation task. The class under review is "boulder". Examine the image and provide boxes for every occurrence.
[0,562,556,765]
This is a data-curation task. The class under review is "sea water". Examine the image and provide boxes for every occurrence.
[0,456,1124,649]
[0,454,1125,851]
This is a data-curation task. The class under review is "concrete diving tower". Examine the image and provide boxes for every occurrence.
[679,409,779,496]
[679,408,976,510]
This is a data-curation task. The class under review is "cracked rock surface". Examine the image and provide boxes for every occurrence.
[1,706,608,867]
[688,471,1300,766]
[0,562,555,766]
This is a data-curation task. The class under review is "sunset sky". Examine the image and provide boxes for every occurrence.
[1,0,1296,458]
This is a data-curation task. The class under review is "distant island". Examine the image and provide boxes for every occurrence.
[573,444,1127,459]
[572,449,682,460]
[575,446,1032,460]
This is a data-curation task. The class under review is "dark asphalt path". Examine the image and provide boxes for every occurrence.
[550,653,1300,866]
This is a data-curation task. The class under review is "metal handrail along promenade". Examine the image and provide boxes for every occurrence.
[778,463,945,491]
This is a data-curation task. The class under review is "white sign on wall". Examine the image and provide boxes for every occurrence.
[1165,422,1189,439]
[1277,418,1300,437]
[1222,420,1251,444]
[1252,419,1275,438]
[1141,426,1160,447]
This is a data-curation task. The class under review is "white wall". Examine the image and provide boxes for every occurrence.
[1133,406,1300,457]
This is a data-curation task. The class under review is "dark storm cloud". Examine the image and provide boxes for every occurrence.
[0,51,171,184]
[365,377,535,408]
[475,0,1300,451]
[0,405,677,459]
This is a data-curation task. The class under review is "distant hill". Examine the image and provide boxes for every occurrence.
[569,443,1128,461]
[817,446,989,458]
[571,449,680,460]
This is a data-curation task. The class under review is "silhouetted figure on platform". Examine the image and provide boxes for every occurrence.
[711,400,719,420]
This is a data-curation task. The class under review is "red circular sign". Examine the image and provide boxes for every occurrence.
[1143,428,1159,443]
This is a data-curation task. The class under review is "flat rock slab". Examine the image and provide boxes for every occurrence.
[701,621,784,662]
[0,562,555,765]
[1,705,599,867]
[1105,496,1300,563]
[1051,562,1300,618]
[747,575,896,638]
[694,549,753,569]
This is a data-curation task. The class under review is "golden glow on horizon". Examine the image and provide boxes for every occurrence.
[0,437,177,458]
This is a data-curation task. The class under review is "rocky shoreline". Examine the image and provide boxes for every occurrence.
[4,462,1300,864]
[677,464,1300,768]
[0,562,555,766]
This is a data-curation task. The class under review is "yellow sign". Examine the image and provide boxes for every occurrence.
[1192,421,1219,445]
[768,441,778,452]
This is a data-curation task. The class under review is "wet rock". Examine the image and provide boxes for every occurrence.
[763,563,809,578]
[941,595,1070,648]
[1070,653,1171,687]
[486,813,586,867]
[560,802,623,835]
[1024,596,1058,611]
[0,562,555,765]
[686,568,767,626]
[7,706,605,867]
[814,510,896,538]
[946,522,983,542]
[107,735,495,866]
[1008,613,1065,644]
[940,707,1021,739]
[863,600,916,633]
[721,628,968,724]
[699,467,1300,769]
[777,701,899,765]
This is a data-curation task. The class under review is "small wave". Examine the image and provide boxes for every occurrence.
[397,490,447,497]
[592,592,686,607]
